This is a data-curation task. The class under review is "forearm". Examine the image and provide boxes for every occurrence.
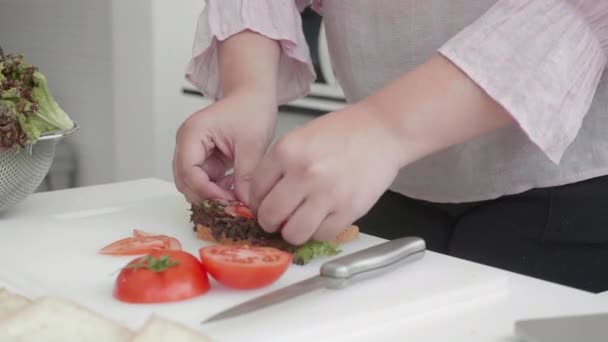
[357,54,514,168]
[218,30,281,102]
[357,0,608,167]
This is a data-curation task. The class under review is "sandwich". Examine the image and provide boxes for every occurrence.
[189,199,359,265]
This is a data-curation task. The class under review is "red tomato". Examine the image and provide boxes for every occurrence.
[113,250,210,303]
[198,245,292,290]
[100,231,182,256]
[224,203,254,219]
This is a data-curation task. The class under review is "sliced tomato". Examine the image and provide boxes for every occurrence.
[133,229,182,250]
[166,237,182,250]
[99,236,167,256]
[198,245,291,290]
[224,203,254,219]
[100,231,182,256]
[114,250,210,303]
[132,229,155,237]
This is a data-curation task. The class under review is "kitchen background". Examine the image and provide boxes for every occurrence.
[0,0,345,191]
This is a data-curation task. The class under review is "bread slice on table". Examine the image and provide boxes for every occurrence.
[131,314,211,342]
[196,224,360,246]
[0,296,132,342]
[0,288,31,321]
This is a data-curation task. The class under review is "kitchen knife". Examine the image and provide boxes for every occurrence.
[201,236,426,324]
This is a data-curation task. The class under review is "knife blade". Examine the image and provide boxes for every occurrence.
[201,236,426,324]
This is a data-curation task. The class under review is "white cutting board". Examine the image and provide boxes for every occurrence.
[0,194,507,341]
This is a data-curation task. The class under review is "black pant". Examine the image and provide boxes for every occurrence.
[355,175,608,293]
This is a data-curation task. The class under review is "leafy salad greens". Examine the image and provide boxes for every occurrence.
[291,240,342,265]
[0,46,74,150]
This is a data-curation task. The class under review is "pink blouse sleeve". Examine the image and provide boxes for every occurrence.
[185,0,316,105]
[438,0,608,164]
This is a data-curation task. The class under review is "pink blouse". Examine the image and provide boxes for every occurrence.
[186,0,608,203]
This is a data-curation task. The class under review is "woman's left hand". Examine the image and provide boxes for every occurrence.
[247,105,403,245]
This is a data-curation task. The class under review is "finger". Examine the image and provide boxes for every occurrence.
[174,156,204,204]
[174,171,196,203]
[248,153,284,212]
[183,166,234,201]
[172,151,187,193]
[280,198,329,246]
[256,177,305,233]
[176,132,234,201]
[216,174,235,192]
[174,155,203,204]
[313,212,350,242]
[233,143,269,206]
[182,185,203,204]
[173,146,206,205]
[201,155,232,182]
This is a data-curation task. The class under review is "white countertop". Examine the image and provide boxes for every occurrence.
[1,178,607,341]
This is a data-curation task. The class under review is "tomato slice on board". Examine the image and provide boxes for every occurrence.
[113,250,210,303]
[132,229,182,250]
[99,236,168,256]
[224,203,254,219]
[132,229,155,237]
[166,237,182,250]
[198,245,292,290]
[100,231,182,256]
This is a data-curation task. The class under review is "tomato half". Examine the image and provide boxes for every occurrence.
[224,203,254,219]
[198,245,292,290]
[113,250,210,303]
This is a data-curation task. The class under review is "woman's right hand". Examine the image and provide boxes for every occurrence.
[173,90,277,205]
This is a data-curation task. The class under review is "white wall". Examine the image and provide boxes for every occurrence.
[0,0,208,186]
[110,0,156,182]
[150,0,212,182]
[0,0,314,188]
[0,0,116,186]
[110,0,212,183]
[121,0,314,182]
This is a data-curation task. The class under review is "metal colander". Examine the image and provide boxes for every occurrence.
[0,124,78,212]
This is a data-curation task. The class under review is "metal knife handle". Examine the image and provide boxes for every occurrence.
[320,236,425,280]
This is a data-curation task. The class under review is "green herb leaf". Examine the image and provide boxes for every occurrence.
[125,255,179,273]
[292,241,341,265]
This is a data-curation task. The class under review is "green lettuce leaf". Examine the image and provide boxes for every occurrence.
[292,240,342,265]
[28,71,73,133]
[0,51,73,149]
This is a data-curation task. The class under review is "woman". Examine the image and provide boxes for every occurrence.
[174,0,608,292]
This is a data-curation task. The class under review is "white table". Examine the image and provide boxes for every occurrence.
[1,178,606,341]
